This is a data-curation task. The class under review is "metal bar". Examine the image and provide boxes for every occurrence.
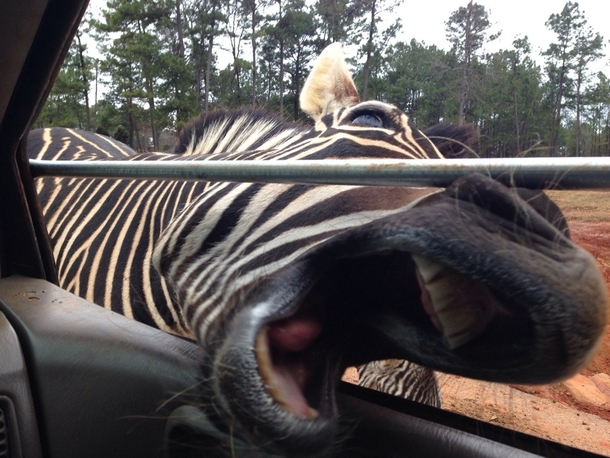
[29,157,610,189]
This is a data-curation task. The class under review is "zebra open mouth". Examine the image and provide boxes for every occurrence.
[254,251,510,420]
[257,319,325,419]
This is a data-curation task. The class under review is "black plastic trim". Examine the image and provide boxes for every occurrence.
[0,276,205,458]
[0,312,42,458]
[338,382,606,458]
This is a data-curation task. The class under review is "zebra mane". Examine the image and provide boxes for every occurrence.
[423,123,479,159]
[173,109,309,157]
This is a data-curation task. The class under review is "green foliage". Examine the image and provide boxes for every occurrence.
[35,0,610,157]
[313,0,365,47]
[352,0,403,100]
[445,1,499,61]
[37,26,94,129]
[113,125,130,144]
[543,1,605,155]
[474,42,545,157]
[380,40,459,126]
[445,1,498,123]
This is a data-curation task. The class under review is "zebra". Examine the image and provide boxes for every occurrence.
[357,359,440,407]
[28,43,608,457]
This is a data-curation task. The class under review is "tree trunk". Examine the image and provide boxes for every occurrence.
[251,0,257,106]
[550,48,568,156]
[204,0,219,116]
[75,33,91,130]
[204,36,214,116]
[293,50,301,121]
[195,53,203,112]
[73,96,83,129]
[550,67,566,156]
[148,93,159,151]
[606,113,610,155]
[458,1,474,124]
[279,39,284,117]
[176,0,185,58]
[575,70,583,156]
[93,60,98,130]
[228,5,243,106]
[513,90,520,153]
[277,0,284,118]
[458,65,468,124]
[128,101,141,151]
[361,0,377,101]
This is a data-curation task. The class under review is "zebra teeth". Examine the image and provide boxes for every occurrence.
[413,254,505,350]
[256,326,320,419]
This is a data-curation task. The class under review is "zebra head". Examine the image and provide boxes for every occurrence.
[153,44,608,456]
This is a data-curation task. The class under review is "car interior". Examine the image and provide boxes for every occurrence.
[0,0,604,457]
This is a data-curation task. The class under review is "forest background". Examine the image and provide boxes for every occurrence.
[36,0,610,158]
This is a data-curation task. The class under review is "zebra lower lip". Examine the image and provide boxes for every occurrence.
[413,254,507,349]
[256,321,322,419]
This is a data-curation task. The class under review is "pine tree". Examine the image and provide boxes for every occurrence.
[357,0,402,100]
[381,40,459,126]
[572,16,603,155]
[445,1,499,124]
[93,0,173,149]
[313,0,365,49]
[542,1,603,155]
[37,19,95,130]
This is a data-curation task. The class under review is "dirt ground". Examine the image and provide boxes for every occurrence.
[345,190,610,456]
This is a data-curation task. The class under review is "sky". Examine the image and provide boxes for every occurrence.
[390,0,609,61]
[86,0,610,72]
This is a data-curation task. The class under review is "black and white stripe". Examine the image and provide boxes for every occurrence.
[358,360,441,407]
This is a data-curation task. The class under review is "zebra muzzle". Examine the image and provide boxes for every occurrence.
[207,174,607,455]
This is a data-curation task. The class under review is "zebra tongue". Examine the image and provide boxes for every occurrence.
[268,318,322,352]
[257,321,321,419]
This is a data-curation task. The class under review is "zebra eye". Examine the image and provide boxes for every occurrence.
[350,113,384,128]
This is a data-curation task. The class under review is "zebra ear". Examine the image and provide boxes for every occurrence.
[300,43,361,122]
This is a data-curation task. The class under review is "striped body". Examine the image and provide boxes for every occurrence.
[27,44,608,457]
[358,360,441,407]
[29,113,308,337]
[29,104,441,342]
